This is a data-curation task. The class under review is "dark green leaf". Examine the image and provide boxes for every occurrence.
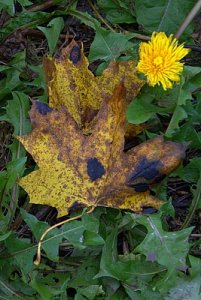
[5,234,36,274]
[97,0,136,24]
[0,0,14,16]
[0,92,31,135]
[135,0,195,40]
[88,27,135,62]
[134,214,193,281]
[21,209,63,261]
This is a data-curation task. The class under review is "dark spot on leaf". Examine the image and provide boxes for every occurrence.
[57,153,62,161]
[87,158,105,181]
[142,207,158,214]
[35,102,53,115]
[69,45,81,64]
[128,157,163,182]
[69,201,84,213]
[153,174,166,183]
[129,182,149,192]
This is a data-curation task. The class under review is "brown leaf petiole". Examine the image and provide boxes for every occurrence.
[34,206,95,265]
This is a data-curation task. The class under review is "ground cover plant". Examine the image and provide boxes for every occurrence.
[0,0,201,299]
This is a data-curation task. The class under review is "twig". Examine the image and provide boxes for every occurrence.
[191,233,201,237]
[87,0,115,32]
[175,0,201,39]
[130,33,150,41]
[34,206,95,265]
[28,0,54,12]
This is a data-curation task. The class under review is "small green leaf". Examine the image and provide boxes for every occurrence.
[83,231,105,246]
[166,106,188,136]
[38,17,64,55]
[21,209,62,261]
[0,231,12,242]
[77,285,104,300]
[0,92,31,135]
[61,221,86,249]
[5,234,36,274]
[82,213,99,233]
[88,27,135,62]
[172,157,201,183]
[0,0,14,16]
[5,157,27,190]
[126,95,168,124]
[30,277,52,300]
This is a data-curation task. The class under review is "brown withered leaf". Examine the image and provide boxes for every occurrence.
[43,40,144,129]
[18,85,185,217]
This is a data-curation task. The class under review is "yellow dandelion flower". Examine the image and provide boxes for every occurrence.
[137,32,190,90]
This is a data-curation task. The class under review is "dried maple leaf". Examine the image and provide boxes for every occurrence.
[43,40,144,129]
[18,85,185,217]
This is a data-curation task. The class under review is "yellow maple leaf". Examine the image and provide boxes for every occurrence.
[18,85,185,217]
[43,40,144,129]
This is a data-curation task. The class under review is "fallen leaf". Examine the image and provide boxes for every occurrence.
[43,40,144,129]
[18,85,185,217]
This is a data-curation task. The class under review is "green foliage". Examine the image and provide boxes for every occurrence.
[134,214,193,291]
[68,9,137,62]
[0,0,15,16]
[135,0,196,40]
[127,66,201,139]
[0,11,53,41]
[0,0,201,299]
[97,0,136,24]
[0,92,31,136]
[0,209,197,299]
[38,17,64,55]
[88,28,135,62]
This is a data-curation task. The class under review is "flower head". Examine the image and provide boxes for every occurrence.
[137,32,190,90]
